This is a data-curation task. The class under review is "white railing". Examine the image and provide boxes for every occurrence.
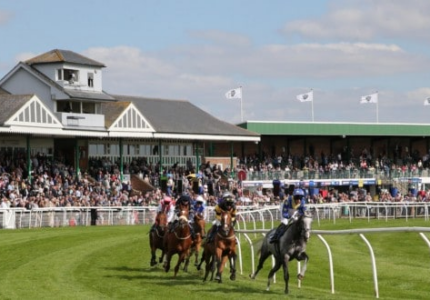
[1,202,429,230]
[238,226,430,298]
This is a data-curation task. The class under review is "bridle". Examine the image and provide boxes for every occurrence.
[173,215,192,240]
[217,212,235,240]
[298,215,312,242]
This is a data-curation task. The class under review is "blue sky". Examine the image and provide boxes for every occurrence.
[1,0,430,124]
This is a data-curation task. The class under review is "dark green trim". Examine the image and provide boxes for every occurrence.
[241,122,430,137]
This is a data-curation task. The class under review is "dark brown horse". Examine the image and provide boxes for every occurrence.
[162,209,192,277]
[184,212,206,271]
[149,211,168,266]
[197,210,236,283]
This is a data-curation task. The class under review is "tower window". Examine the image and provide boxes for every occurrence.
[88,73,94,87]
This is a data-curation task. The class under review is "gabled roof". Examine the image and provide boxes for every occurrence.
[103,102,155,137]
[103,101,134,128]
[111,95,260,140]
[0,94,34,124]
[25,49,105,68]
[0,94,64,135]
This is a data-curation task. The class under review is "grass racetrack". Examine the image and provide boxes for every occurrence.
[1,218,430,299]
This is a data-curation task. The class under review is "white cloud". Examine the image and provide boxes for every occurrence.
[77,40,430,124]
[282,0,430,41]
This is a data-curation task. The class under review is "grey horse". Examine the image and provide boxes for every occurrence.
[249,211,313,294]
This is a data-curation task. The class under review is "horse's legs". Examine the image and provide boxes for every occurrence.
[215,254,229,283]
[297,252,309,280]
[159,248,165,264]
[250,250,271,279]
[194,241,201,266]
[197,248,205,271]
[229,252,237,281]
[164,252,172,273]
[173,252,186,278]
[183,252,190,272]
[214,248,223,282]
[266,260,283,291]
[282,255,291,294]
[150,250,157,266]
[203,253,213,281]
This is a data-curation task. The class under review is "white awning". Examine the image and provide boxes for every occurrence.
[153,133,260,142]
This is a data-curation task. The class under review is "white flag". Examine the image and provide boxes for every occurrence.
[296,90,313,102]
[225,88,242,99]
[360,93,378,104]
[424,97,430,106]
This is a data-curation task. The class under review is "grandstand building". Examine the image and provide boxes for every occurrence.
[0,49,259,182]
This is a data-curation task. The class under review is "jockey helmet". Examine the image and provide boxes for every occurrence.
[179,194,191,203]
[196,195,205,204]
[163,196,172,203]
[222,191,235,203]
[293,188,305,200]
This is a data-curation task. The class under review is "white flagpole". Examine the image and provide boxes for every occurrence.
[240,86,243,122]
[311,89,314,122]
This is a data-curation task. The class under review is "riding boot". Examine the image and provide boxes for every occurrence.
[270,223,287,243]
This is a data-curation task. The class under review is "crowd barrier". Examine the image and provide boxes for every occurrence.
[1,202,428,230]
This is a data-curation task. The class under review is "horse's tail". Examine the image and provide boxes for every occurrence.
[253,237,265,256]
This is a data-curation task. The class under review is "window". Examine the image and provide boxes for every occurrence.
[57,69,63,80]
[87,73,94,87]
[63,69,79,84]
[57,101,73,113]
[82,102,96,114]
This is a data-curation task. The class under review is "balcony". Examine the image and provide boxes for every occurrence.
[56,112,105,128]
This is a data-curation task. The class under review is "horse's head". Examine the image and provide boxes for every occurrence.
[219,210,233,235]
[193,213,206,236]
[178,214,189,227]
[177,208,189,219]
[156,212,168,229]
[298,212,313,241]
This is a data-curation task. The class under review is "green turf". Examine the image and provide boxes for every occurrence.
[0,218,429,299]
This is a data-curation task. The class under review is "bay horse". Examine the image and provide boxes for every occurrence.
[197,210,236,283]
[184,212,206,271]
[149,211,168,266]
[249,211,313,294]
[162,208,192,277]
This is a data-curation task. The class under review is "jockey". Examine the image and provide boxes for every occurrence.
[193,195,207,220]
[150,195,175,232]
[206,191,237,243]
[170,193,196,240]
[166,174,174,196]
[174,193,195,220]
[270,188,307,243]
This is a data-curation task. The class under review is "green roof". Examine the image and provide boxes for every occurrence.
[238,121,430,137]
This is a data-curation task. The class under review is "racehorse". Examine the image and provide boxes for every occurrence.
[197,210,236,283]
[149,211,168,266]
[162,208,192,277]
[184,212,206,271]
[249,211,313,294]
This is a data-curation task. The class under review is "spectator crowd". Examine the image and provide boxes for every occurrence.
[1,142,430,211]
